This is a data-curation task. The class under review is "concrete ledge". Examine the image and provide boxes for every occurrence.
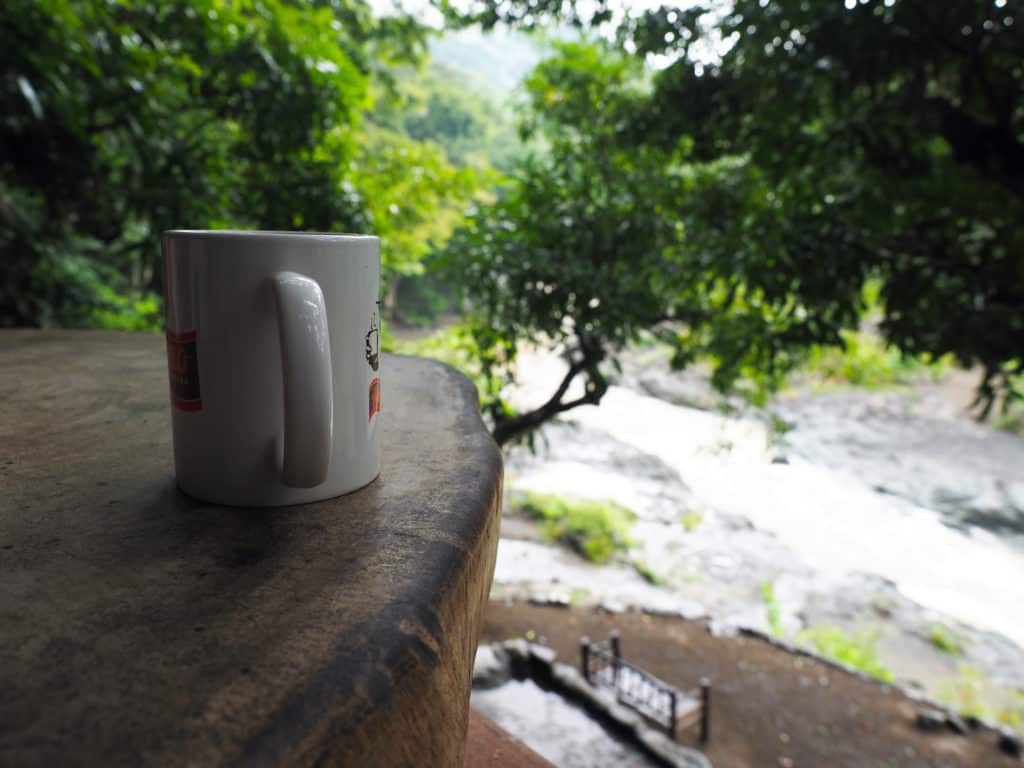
[0,331,503,767]
[465,709,555,768]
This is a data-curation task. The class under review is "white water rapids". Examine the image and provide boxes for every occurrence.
[496,348,1024,689]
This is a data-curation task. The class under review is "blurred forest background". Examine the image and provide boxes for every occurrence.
[2,0,1022,445]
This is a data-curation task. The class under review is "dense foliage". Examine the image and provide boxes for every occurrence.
[441,0,1024,435]
[0,0,486,329]
[444,40,860,443]
[5,0,1022,443]
[444,44,700,443]
[631,0,1024,415]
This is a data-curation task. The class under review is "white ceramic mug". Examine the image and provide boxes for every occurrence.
[162,230,382,506]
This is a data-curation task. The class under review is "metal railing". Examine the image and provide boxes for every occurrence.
[581,631,711,744]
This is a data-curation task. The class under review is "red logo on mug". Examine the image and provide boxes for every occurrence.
[369,377,381,421]
[166,330,202,412]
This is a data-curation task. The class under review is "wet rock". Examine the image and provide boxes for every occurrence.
[708,620,739,638]
[502,638,530,663]
[776,386,1024,534]
[902,684,928,703]
[529,590,570,608]
[1007,482,1024,515]
[998,728,1022,758]
[505,420,695,525]
[676,600,709,621]
[615,355,746,415]
[915,708,947,732]
[945,712,967,735]
[529,643,557,667]
[472,645,510,689]
[527,643,558,686]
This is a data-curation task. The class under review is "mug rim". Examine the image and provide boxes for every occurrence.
[164,229,377,242]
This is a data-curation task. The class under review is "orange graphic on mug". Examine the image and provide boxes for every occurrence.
[369,377,381,421]
[166,330,202,412]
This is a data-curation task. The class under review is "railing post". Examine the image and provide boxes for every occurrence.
[610,630,621,689]
[700,677,711,745]
[669,689,677,741]
[580,636,591,683]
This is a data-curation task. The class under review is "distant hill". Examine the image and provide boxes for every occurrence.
[429,27,544,95]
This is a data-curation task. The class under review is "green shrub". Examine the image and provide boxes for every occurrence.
[760,582,783,638]
[939,665,991,721]
[802,330,951,389]
[798,626,894,683]
[569,587,591,606]
[766,414,794,448]
[994,373,1024,435]
[938,667,1024,730]
[997,691,1024,730]
[995,408,1024,435]
[517,492,636,563]
[929,624,966,655]
[634,560,664,585]
[680,511,703,532]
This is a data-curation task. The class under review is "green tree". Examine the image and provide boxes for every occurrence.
[445,42,798,444]
[370,60,523,172]
[0,0,428,328]
[360,60,508,323]
[356,125,484,281]
[629,0,1024,415]
[443,43,669,443]
[444,0,1024,418]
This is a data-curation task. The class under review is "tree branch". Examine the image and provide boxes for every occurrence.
[491,348,606,445]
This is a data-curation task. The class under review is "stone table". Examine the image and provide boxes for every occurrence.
[0,331,503,766]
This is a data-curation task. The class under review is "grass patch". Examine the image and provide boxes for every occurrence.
[939,665,991,721]
[998,690,1024,730]
[680,511,704,532]
[760,582,783,638]
[802,329,952,389]
[929,623,966,655]
[569,587,591,606]
[995,409,1024,435]
[634,560,664,585]
[938,666,1024,729]
[766,414,794,449]
[991,372,1024,435]
[798,626,894,683]
[517,492,636,564]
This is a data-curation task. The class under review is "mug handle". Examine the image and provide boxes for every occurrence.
[272,271,333,488]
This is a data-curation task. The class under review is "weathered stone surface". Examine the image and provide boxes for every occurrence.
[915,708,947,733]
[945,712,968,735]
[0,331,503,767]
[999,728,1023,758]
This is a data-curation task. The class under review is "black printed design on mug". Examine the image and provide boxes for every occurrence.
[365,305,380,372]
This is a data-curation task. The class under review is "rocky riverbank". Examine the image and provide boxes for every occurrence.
[494,346,1024,722]
[479,602,1024,768]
